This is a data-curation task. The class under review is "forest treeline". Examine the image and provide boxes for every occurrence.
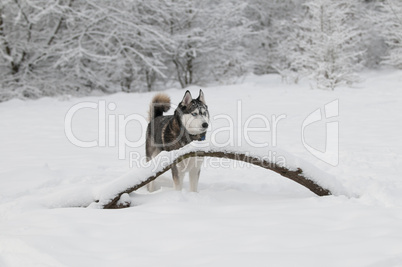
[0,0,400,100]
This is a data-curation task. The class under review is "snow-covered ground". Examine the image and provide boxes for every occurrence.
[1,70,402,266]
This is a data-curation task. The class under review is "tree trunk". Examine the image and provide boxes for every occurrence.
[173,58,185,88]
[93,150,332,209]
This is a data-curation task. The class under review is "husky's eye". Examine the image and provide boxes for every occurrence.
[191,113,197,116]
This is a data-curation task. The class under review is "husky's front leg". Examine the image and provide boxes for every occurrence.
[189,168,200,192]
[189,157,203,192]
[171,163,185,190]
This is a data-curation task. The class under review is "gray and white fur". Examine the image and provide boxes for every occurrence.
[146,90,209,192]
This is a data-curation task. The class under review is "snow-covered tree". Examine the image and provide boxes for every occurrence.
[155,0,253,88]
[355,1,387,69]
[1,0,393,101]
[0,0,77,100]
[282,0,364,90]
[245,0,304,76]
[0,0,253,99]
[369,0,402,68]
[0,0,167,99]
[53,0,170,93]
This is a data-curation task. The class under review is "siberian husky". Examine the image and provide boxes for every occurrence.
[146,90,209,192]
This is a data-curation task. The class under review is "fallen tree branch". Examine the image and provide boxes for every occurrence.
[93,149,332,209]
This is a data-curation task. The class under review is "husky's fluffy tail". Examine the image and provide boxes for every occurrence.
[148,93,171,121]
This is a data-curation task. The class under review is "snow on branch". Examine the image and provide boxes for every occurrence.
[89,143,348,209]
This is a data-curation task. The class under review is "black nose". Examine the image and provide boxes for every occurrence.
[202,123,209,128]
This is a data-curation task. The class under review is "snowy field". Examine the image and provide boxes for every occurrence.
[1,70,402,266]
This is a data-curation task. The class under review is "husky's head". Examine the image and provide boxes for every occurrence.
[177,89,210,135]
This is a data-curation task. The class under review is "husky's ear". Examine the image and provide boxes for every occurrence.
[197,89,206,104]
[181,90,192,106]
